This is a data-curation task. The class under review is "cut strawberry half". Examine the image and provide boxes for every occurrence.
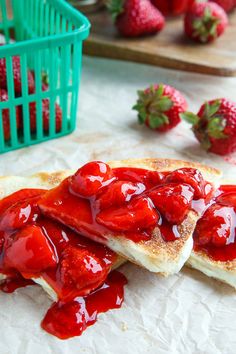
[164,168,205,199]
[148,183,194,224]
[96,197,159,232]
[96,180,146,210]
[4,225,57,274]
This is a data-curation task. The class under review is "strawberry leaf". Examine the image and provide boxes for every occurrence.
[207,100,221,118]
[153,97,173,112]
[207,117,227,139]
[180,112,199,125]
[149,114,169,129]
[106,0,124,21]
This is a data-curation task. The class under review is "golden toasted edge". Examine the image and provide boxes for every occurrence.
[109,158,221,181]
[189,249,236,272]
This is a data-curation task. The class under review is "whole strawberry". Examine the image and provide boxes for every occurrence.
[211,0,235,12]
[29,99,62,133]
[133,84,187,132]
[182,99,236,155]
[151,0,190,16]
[184,1,228,43]
[0,55,35,95]
[107,0,165,37]
[0,88,21,140]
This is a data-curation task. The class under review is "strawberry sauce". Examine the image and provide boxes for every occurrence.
[0,161,212,339]
[193,185,236,262]
[41,270,127,340]
[0,188,126,339]
[38,163,212,243]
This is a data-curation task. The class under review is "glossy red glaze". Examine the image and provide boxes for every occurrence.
[41,270,127,340]
[39,165,212,244]
[164,168,205,199]
[0,163,212,338]
[0,188,125,339]
[194,185,236,261]
[70,161,113,198]
[148,183,194,224]
[0,276,34,293]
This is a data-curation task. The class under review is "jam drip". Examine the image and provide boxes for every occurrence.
[0,188,126,339]
[41,270,127,340]
[38,162,212,244]
[193,185,236,262]
[0,276,34,293]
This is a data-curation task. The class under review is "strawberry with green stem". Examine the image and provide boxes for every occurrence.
[107,0,165,37]
[184,1,228,43]
[182,98,236,155]
[133,84,188,132]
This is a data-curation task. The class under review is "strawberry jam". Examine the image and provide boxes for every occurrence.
[41,270,127,340]
[39,162,213,243]
[0,188,127,339]
[193,185,236,262]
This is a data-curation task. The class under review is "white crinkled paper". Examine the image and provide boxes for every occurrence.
[0,57,236,354]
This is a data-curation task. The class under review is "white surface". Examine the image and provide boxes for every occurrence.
[1,57,236,354]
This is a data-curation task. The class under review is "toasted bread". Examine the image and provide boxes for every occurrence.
[0,158,221,277]
[188,179,236,289]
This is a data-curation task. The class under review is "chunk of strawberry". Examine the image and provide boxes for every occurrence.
[194,204,233,247]
[216,192,236,207]
[0,189,46,215]
[0,197,40,231]
[148,183,194,224]
[60,245,108,294]
[69,161,113,198]
[96,181,146,210]
[96,197,159,232]
[113,167,163,188]
[164,168,205,199]
[4,225,57,274]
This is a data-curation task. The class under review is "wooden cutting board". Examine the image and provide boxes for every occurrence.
[84,9,236,77]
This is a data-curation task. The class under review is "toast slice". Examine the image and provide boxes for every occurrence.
[188,179,236,289]
[35,158,221,276]
[0,171,125,301]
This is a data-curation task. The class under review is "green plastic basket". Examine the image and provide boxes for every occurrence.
[0,0,90,153]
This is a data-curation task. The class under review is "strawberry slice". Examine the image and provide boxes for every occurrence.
[164,168,205,199]
[96,197,159,232]
[59,245,109,298]
[148,183,194,224]
[0,196,40,231]
[96,181,146,210]
[4,225,57,274]
[0,189,46,215]
[194,204,233,247]
[216,192,236,207]
[69,161,113,198]
[113,167,163,188]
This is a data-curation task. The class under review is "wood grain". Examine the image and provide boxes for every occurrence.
[84,10,236,77]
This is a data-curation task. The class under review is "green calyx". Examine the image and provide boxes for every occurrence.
[133,85,173,130]
[201,100,227,139]
[106,0,124,21]
[182,100,227,151]
[192,6,220,42]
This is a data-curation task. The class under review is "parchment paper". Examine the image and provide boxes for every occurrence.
[0,56,236,354]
